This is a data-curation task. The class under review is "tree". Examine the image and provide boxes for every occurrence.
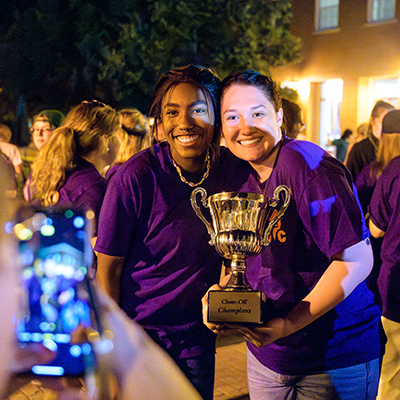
[0,0,301,126]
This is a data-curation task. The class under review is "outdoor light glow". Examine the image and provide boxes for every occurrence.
[282,80,311,100]
[41,224,55,237]
[324,79,343,103]
[65,209,74,219]
[86,210,95,220]
[73,216,85,229]
[14,224,33,241]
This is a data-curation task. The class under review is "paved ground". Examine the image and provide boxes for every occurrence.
[214,333,250,400]
[5,332,250,400]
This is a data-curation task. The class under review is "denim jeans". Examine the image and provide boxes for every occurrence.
[247,349,379,400]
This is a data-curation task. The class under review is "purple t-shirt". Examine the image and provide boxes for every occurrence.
[95,142,252,357]
[369,156,400,323]
[58,158,107,235]
[239,138,381,375]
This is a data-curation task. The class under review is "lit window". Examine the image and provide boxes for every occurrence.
[316,0,339,31]
[368,0,396,22]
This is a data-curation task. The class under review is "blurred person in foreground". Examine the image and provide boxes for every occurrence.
[202,70,381,400]
[346,100,394,182]
[0,161,202,400]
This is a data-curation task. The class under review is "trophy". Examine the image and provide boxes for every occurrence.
[191,186,290,324]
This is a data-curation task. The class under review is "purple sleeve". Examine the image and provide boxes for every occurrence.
[94,172,138,256]
[298,167,368,258]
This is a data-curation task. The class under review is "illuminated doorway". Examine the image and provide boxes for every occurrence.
[319,79,343,150]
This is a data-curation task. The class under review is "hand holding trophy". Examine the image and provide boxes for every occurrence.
[191,186,290,324]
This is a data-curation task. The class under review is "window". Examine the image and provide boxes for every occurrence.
[316,0,339,31]
[368,0,396,22]
[374,78,399,107]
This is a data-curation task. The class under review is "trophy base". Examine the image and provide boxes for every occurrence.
[208,290,266,324]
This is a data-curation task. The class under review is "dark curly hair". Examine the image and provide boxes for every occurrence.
[149,65,222,145]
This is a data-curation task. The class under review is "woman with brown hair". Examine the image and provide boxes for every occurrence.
[203,70,380,400]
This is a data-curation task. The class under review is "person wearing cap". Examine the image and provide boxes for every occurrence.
[19,111,65,182]
[346,100,394,182]
[368,111,400,400]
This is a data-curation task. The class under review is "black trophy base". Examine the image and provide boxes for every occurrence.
[208,290,266,324]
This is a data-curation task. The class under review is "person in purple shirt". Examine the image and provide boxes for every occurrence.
[355,110,400,308]
[369,154,400,399]
[29,100,121,236]
[202,70,381,400]
[94,65,252,400]
[356,109,400,217]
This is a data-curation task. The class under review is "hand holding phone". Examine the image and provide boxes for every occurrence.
[14,206,99,378]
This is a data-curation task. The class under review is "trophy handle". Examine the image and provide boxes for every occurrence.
[262,185,291,246]
[190,187,216,245]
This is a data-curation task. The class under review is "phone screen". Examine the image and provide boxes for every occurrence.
[14,206,99,377]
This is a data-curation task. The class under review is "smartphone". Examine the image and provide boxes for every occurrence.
[14,206,100,377]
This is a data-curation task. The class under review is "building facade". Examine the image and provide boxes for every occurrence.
[271,0,400,147]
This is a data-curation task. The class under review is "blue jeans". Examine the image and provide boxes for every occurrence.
[247,349,379,400]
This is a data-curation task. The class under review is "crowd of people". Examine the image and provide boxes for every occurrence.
[0,64,399,400]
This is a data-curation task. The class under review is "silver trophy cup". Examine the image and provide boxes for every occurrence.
[191,186,291,324]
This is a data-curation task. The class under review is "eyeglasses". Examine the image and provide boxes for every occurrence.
[299,123,306,132]
[30,127,53,136]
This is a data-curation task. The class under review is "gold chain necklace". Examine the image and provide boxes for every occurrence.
[172,151,211,187]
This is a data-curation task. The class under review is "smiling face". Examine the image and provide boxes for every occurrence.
[161,83,214,172]
[221,83,283,177]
